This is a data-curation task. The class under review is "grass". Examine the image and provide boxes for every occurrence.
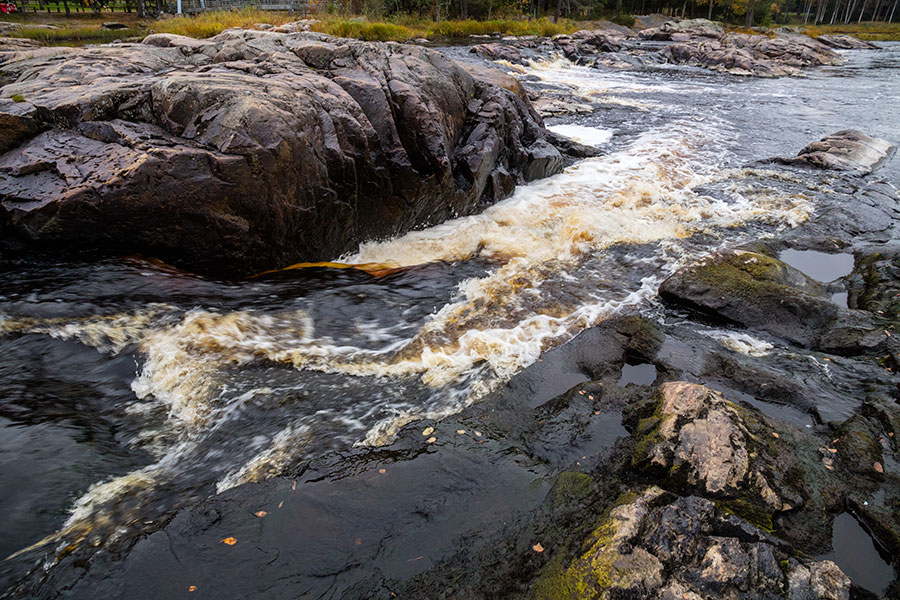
[149,7,295,38]
[800,21,900,41]
[13,25,141,43]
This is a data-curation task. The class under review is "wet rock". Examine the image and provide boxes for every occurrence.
[102,22,128,30]
[0,31,563,276]
[471,42,523,64]
[847,249,900,320]
[816,34,879,50]
[532,486,851,600]
[659,249,892,353]
[773,129,896,174]
[627,382,805,517]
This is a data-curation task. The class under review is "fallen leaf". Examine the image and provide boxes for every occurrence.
[771,432,780,438]
[532,543,544,553]
[594,410,601,415]
[828,448,838,454]
[823,357,831,362]
[188,586,197,592]
[474,431,482,437]
[422,427,435,436]
[407,555,424,562]
[254,511,267,518]
[221,537,237,546]
[874,462,884,473]
[278,500,284,508]
[291,480,296,491]
[456,429,466,435]
[588,395,594,400]
[426,436,437,444]
[578,390,585,395]
[354,538,363,546]
[885,330,892,337]
[889,432,895,438]
[378,468,386,474]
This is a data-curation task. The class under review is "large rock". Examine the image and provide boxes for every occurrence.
[659,249,892,353]
[773,129,895,174]
[531,486,851,600]
[662,32,840,77]
[0,30,563,276]
[470,42,524,64]
[639,18,725,40]
[628,382,806,515]
[816,34,879,50]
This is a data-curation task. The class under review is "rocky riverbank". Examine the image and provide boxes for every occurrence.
[7,128,898,599]
[0,30,580,277]
[470,18,878,80]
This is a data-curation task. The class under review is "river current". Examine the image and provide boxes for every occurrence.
[1,42,898,593]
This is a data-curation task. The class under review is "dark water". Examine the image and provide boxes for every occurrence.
[1,43,899,596]
[820,512,896,596]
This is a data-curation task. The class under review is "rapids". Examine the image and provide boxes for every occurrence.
[1,42,898,595]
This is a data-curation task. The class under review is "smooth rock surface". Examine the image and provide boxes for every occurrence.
[774,129,896,174]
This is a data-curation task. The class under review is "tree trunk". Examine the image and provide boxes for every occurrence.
[890,0,898,19]
[137,0,144,18]
[746,0,755,25]
[857,0,867,20]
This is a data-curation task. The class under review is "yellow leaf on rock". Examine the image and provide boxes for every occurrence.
[422,427,435,436]
[188,586,197,592]
[532,543,544,553]
[426,436,437,444]
[254,511,267,518]
[874,462,884,473]
[221,537,237,546]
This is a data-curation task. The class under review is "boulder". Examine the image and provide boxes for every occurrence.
[532,486,851,600]
[0,31,564,276]
[628,382,806,515]
[772,129,895,174]
[816,34,879,50]
[639,18,724,40]
[470,42,524,64]
[659,249,892,352]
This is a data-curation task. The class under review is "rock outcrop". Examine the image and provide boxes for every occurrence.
[816,34,879,50]
[0,30,564,276]
[772,129,896,174]
[659,249,895,353]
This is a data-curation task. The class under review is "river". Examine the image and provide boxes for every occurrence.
[1,42,898,597]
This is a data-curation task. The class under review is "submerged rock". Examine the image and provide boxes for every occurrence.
[772,129,896,174]
[0,31,564,276]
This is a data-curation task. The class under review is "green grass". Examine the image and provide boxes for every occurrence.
[13,25,141,43]
[10,94,25,102]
